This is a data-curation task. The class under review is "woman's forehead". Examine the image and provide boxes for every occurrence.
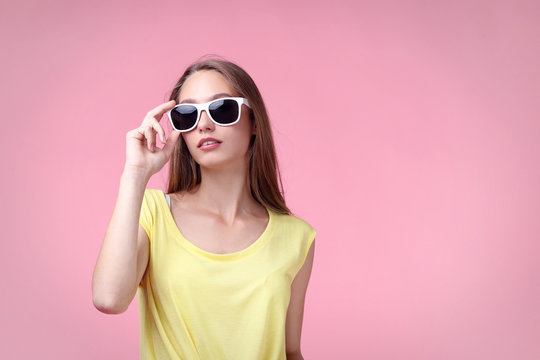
[179,70,234,103]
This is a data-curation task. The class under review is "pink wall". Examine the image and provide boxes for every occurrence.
[2,1,539,359]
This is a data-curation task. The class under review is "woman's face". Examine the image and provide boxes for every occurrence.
[177,70,255,169]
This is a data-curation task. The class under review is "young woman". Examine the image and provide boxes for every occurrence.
[92,58,317,360]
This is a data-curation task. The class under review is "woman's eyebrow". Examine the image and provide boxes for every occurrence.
[179,93,232,104]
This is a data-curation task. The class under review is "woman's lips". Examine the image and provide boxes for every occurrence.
[199,142,221,150]
[198,137,222,147]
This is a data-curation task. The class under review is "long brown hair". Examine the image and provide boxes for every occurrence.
[165,56,291,215]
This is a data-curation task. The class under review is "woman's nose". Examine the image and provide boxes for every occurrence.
[197,110,215,131]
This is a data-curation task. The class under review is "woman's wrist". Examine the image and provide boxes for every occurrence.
[122,165,151,185]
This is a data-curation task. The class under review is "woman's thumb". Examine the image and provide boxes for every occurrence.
[163,130,181,153]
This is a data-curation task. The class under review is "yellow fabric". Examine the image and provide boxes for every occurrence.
[137,189,317,360]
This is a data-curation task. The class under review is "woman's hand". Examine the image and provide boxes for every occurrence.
[124,100,181,179]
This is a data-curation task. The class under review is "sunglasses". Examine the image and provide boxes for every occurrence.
[166,97,251,132]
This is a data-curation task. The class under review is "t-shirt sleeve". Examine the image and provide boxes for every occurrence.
[301,223,317,268]
[292,221,317,279]
[139,189,154,240]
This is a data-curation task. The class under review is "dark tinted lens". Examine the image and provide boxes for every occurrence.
[209,99,239,124]
[170,105,198,130]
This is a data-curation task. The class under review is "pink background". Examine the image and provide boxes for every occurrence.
[2,1,539,359]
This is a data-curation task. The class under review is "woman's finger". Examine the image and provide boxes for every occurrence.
[162,128,181,156]
[153,121,166,144]
[144,125,155,151]
[146,100,176,122]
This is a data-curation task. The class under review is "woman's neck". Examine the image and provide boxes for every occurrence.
[188,160,262,225]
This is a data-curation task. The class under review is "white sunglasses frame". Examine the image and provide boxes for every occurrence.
[166,97,251,133]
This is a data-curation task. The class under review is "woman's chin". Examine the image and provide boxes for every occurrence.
[195,155,245,171]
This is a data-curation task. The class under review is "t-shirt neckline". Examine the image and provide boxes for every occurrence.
[158,190,274,261]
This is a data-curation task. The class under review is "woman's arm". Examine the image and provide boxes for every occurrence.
[91,167,150,314]
[286,239,316,359]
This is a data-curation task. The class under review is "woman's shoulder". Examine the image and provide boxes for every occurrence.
[142,188,176,208]
[274,210,316,233]
[143,188,164,199]
[144,188,162,193]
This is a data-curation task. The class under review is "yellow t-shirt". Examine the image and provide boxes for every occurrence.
[137,189,317,360]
